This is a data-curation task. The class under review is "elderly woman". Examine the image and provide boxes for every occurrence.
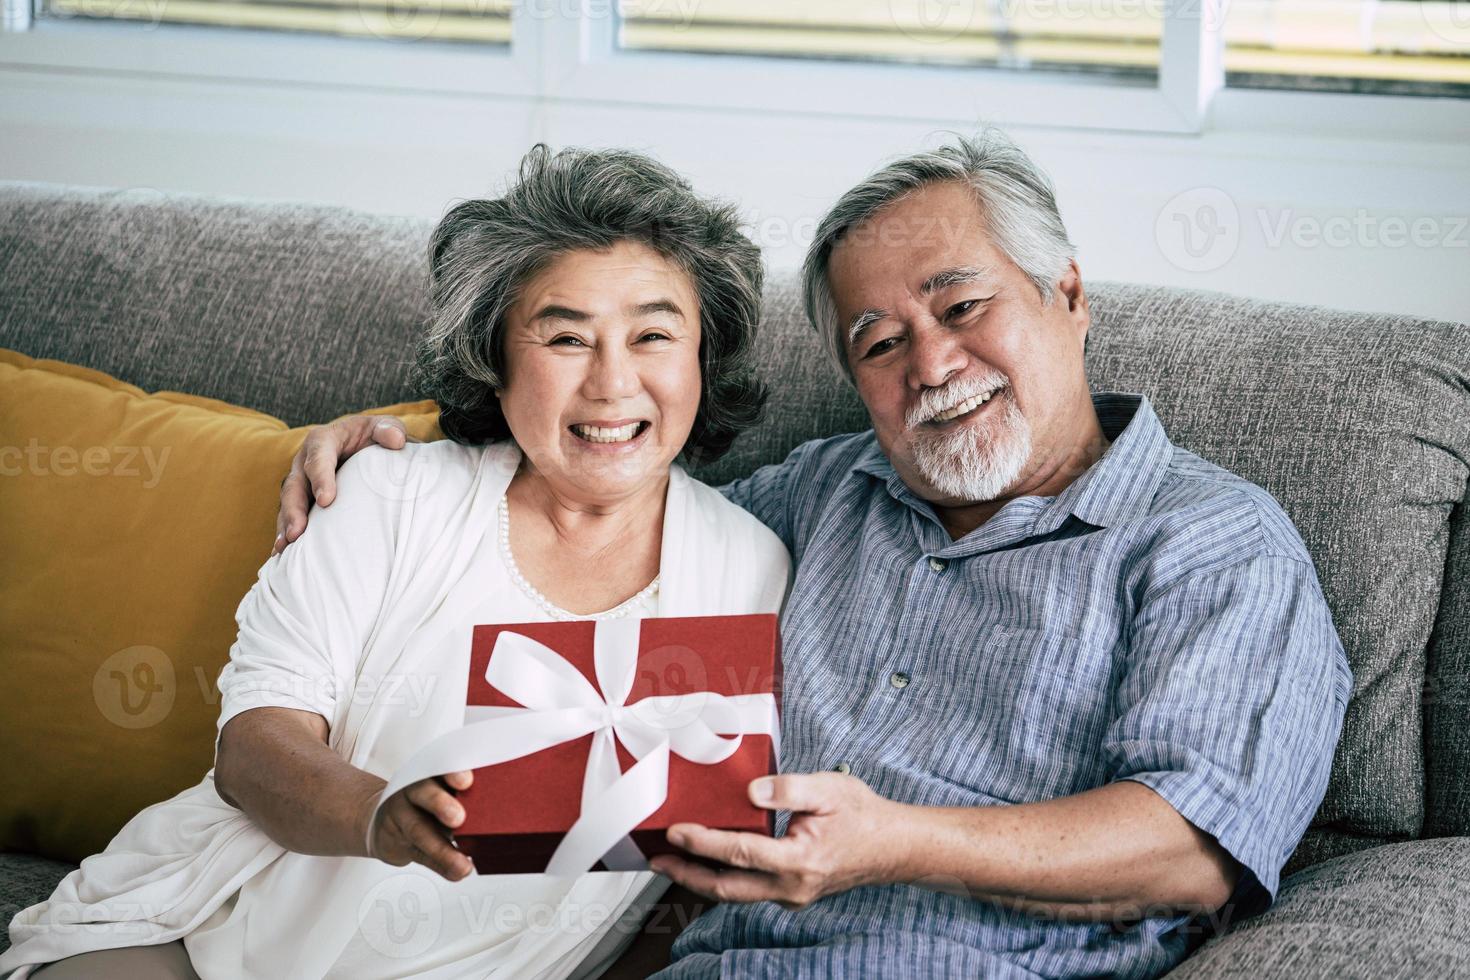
[0,146,789,979]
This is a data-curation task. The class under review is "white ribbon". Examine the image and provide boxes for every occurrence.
[369,619,779,876]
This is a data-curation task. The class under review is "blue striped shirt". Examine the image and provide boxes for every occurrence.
[660,392,1352,979]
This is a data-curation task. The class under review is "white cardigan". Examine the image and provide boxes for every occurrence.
[1,440,791,980]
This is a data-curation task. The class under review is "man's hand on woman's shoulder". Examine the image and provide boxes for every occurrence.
[275,414,411,555]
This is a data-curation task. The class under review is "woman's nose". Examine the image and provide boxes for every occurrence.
[584,344,640,400]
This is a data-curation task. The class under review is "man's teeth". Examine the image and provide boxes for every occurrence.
[572,422,642,443]
[931,390,994,423]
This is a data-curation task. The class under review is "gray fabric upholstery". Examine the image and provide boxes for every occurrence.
[1081,285,1470,843]
[0,182,431,422]
[2,181,1468,975]
[0,853,76,957]
[1426,497,1470,838]
[1164,837,1470,978]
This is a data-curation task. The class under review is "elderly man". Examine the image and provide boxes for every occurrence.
[276,130,1351,979]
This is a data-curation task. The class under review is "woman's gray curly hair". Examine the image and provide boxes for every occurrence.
[415,143,766,464]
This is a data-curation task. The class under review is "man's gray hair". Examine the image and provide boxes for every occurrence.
[801,128,1076,377]
[416,143,766,463]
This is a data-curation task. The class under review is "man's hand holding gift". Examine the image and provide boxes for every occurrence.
[651,772,911,911]
[656,771,1247,923]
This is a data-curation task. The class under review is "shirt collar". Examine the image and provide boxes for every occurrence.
[852,392,1174,534]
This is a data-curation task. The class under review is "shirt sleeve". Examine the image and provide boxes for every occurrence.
[211,447,406,768]
[717,437,849,553]
[1103,553,1352,918]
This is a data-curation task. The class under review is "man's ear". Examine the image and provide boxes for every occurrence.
[1057,258,1091,352]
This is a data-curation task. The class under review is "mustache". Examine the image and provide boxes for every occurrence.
[905,371,1010,429]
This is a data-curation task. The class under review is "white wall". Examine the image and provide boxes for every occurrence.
[2,62,1467,324]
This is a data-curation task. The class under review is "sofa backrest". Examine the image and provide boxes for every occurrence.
[2,180,1467,858]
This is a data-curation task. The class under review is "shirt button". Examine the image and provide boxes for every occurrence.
[833,762,852,775]
[928,556,947,572]
[890,671,911,690]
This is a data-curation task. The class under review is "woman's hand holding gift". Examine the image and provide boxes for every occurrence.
[366,770,477,882]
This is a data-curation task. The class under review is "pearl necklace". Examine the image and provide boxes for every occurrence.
[497,494,660,621]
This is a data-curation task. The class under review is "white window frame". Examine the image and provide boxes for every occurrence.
[1,0,1467,138]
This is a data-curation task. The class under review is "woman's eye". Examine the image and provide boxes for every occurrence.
[550,336,586,347]
[639,332,671,343]
[946,299,979,320]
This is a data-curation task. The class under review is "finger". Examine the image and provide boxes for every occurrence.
[399,808,472,881]
[749,773,845,814]
[277,460,312,545]
[369,416,408,450]
[667,824,787,873]
[301,425,348,508]
[406,780,466,830]
[441,770,474,791]
[647,854,780,904]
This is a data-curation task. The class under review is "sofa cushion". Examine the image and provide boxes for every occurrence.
[0,348,441,863]
[1163,837,1470,978]
[0,853,77,957]
[3,181,1466,853]
[0,182,432,426]
[1080,284,1470,845]
[1425,497,1470,837]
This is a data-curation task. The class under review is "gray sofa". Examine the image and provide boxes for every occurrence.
[1,181,1467,977]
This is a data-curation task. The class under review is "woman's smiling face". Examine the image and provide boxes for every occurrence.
[497,240,703,504]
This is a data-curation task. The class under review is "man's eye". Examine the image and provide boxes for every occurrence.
[639,331,671,343]
[946,299,980,320]
[550,336,586,347]
[863,337,900,359]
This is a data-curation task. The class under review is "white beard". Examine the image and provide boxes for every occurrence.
[907,392,1033,502]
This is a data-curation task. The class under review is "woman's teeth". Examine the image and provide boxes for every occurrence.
[932,390,994,423]
[571,422,643,444]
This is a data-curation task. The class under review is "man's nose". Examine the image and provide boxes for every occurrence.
[584,343,640,400]
[907,322,969,390]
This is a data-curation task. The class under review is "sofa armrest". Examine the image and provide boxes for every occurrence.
[1164,837,1470,978]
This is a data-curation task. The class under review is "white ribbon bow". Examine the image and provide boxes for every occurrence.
[370,619,780,876]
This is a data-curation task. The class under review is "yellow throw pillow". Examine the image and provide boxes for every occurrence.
[0,348,444,863]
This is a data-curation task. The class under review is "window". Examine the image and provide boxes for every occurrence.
[1224,0,1470,97]
[40,0,512,43]
[618,0,1470,96]
[619,0,1164,80]
[2,0,1465,136]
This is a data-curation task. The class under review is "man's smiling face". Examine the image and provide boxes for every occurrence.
[827,180,1094,510]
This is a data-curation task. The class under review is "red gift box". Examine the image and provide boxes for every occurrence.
[450,614,781,875]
